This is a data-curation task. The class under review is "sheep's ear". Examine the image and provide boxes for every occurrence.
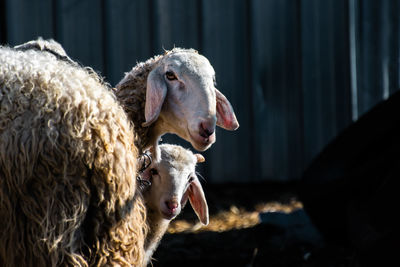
[142,67,167,127]
[195,154,205,163]
[139,166,151,181]
[187,178,209,225]
[215,88,239,131]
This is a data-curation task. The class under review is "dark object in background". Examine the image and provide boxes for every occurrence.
[299,90,400,266]
[259,209,323,249]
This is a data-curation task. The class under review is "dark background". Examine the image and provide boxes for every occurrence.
[1,0,399,183]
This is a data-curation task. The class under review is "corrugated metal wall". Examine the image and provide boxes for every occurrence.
[0,0,399,183]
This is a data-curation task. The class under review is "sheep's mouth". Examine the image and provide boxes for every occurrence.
[188,129,215,151]
[161,210,178,220]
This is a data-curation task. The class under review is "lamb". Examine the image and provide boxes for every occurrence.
[138,144,209,265]
[115,48,239,160]
[0,40,147,266]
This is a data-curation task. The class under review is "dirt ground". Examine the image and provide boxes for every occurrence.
[150,182,357,267]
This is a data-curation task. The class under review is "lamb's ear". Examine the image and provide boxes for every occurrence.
[215,88,239,131]
[139,165,151,181]
[195,154,205,163]
[142,67,167,127]
[187,178,209,225]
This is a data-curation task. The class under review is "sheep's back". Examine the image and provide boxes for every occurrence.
[0,46,145,266]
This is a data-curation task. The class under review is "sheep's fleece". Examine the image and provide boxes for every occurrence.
[0,40,147,266]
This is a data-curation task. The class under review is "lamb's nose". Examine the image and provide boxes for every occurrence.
[165,200,178,212]
[199,121,215,138]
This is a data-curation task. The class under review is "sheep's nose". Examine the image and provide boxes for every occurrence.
[199,121,215,138]
[165,200,179,212]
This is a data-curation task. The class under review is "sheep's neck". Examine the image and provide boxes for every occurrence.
[144,208,170,263]
[115,55,162,153]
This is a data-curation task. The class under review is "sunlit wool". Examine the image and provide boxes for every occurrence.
[0,40,147,266]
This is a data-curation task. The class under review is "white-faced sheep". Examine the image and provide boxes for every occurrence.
[0,38,237,266]
[115,48,240,160]
[139,144,208,265]
[0,40,147,266]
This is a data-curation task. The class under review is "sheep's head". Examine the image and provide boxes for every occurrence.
[145,49,239,153]
[141,144,209,225]
[117,48,239,157]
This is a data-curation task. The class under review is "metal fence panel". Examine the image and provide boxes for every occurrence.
[56,0,104,73]
[5,0,54,45]
[201,0,253,182]
[301,0,352,165]
[251,0,304,181]
[104,0,153,86]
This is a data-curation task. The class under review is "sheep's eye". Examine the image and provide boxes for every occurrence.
[188,176,194,183]
[166,71,177,81]
[150,168,158,176]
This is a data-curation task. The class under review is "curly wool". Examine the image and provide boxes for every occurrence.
[115,48,198,153]
[0,45,147,266]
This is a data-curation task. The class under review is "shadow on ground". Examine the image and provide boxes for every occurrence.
[151,182,356,267]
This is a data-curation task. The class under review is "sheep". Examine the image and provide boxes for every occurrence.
[0,38,235,266]
[115,48,239,160]
[0,40,147,266]
[138,144,209,265]
[13,40,239,159]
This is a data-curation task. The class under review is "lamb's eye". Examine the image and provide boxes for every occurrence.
[150,168,158,176]
[165,71,177,81]
[188,176,194,183]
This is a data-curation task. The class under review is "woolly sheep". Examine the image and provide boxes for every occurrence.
[139,144,208,265]
[0,39,235,266]
[0,40,147,266]
[115,48,239,160]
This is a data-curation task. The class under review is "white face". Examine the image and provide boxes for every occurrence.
[143,149,198,220]
[156,52,218,151]
[141,145,208,225]
[117,49,239,154]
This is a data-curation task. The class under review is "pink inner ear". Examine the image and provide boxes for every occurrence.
[188,179,209,225]
[216,101,236,129]
[215,89,239,131]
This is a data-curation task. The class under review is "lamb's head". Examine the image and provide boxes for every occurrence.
[141,144,209,225]
[117,48,239,155]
